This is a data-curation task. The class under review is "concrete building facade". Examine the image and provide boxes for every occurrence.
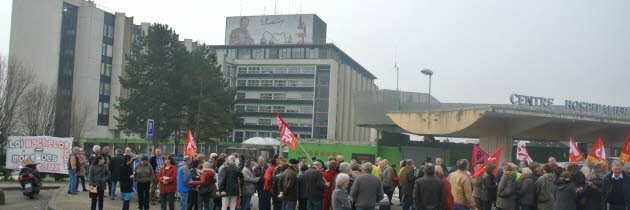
[214,14,378,143]
[9,0,146,139]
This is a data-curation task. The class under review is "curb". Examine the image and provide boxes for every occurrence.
[47,185,66,210]
[0,186,61,191]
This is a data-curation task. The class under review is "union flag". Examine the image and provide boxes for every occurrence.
[275,113,298,150]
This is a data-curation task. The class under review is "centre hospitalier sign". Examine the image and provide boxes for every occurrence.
[5,136,74,174]
[510,94,630,118]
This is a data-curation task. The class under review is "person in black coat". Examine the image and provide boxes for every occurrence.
[480,163,497,210]
[297,164,309,210]
[555,171,577,210]
[413,164,447,210]
[567,163,587,209]
[584,162,607,210]
[518,167,537,210]
[108,149,124,200]
[119,155,134,210]
[305,161,326,210]
[602,161,630,210]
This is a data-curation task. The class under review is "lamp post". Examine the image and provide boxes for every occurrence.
[421,68,433,128]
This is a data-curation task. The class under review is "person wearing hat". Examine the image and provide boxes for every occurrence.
[134,155,154,210]
[279,159,300,210]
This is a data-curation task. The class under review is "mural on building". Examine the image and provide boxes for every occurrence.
[226,15,320,45]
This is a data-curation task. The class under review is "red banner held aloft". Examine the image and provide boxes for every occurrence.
[184,129,197,157]
[471,144,489,172]
[275,113,298,150]
[473,145,502,177]
[620,132,630,163]
[569,137,584,163]
[586,137,607,168]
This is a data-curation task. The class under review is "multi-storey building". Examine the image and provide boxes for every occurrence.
[8,0,153,139]
[213,14,379,143]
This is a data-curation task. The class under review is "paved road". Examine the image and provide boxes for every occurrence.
[3,189,53,209]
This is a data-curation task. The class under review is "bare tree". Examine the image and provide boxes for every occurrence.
[0,57,36,151]
[71,98,90,147]
[21,84,56,136]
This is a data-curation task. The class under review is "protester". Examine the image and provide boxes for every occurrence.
[436,165,454,210]
[76,148,88,192]
[581,160,595,180]
[255,156,269,210]
[496,162,517,210]
[567,163,586,209]
[551,171,576,210]
[517,167,537,210]
[380,159,395,205]
[158,155,177,210]
[471,160,483,210]
[336,155,345,164]
[305,161,326,210]
[67,146,80,195]
[480,163,497,210]
[372,157,382,177]
[536,164,557,210]
[323,161,339,210]
[332,173,352,210]
[149,148,165,205]
[188,160,202,210]
[350,162,384,210]
[519,160,528,170]
[89,145,102,167]
[279,159,299,210]
[436,157,450,178]
[188,162,216,210]
[603,160,630,210]
[297,164,309,210]
[263,159,278,210]
[242,159,260,210]
[584,162,606,210]
[120,155,134,210]
[108,148,124,200]
[178,156,193,210]
[413,164,447,210]
[272,157,288,210]
[134,155,154,210]
[398,160,407,206]
[219,155,241,210]
[448,159,476,210]
[401,159,416,210]
[102,146,112,165]
[89,155,110,210]
[548,157,563,177]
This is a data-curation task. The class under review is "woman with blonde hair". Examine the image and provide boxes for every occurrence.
[189,162,216,210]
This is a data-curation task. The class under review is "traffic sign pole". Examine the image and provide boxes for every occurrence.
[146,119,154,155]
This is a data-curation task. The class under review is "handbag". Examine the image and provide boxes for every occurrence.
[89,186,98,193]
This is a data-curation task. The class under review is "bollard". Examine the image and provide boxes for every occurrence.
[0,189,5,205]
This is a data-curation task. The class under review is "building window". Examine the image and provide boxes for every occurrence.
[261,80,273,87]
[227,49,237,59]
[259,106,272,113]
[275,80,287,87]
[302,66,316,74]
[279,48,290,59]
[97,102,110,125]
[288,66,300,74]
[300,106,312,114]
[245,105,258,112]
[266,48,279,59]
[237,66,248,74]
[273,106,285,113]
[236,92,245,99]
[247,67,261,74]
[315,100,328,112]
[234,131,244,141]
[314,127,327,139]
[315,114,328,126]
[299,134,312,139]
[261,67,274,74]
[235,105,245,112]
[259,132,271,138]
[316,86,329,98]
[237,80,247,86]
[247,80,259,86]
[238,48,251,59]
[99,82,111,96]
[306,48,319,59]
[287,80,299,87]
[291,48,305,59]
[301,93,314,100]
[101,63,112,76]
[273,93,286,100]
[260,93,273,100]
[258,119,271,125]
[103,24,114,38]
[317,72,330,85]
[286,107,299,113]
[253,48,264,59]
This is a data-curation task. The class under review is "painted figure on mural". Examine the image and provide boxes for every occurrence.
[229,16,254,45]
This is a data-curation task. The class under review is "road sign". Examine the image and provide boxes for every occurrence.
[146,119,154,140]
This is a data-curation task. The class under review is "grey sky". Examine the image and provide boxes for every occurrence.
[1,0,629,106]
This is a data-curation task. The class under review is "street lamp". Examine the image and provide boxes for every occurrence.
[421,68,434,128]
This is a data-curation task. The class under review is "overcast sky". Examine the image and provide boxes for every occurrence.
[1,0,629,106]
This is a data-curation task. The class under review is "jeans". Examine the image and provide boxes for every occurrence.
[160,192,176,210]
[90,188,104,210]
[402,195,413,210]
[188,190,199,210]
[482,201,492,210]
[68,170,77,193]
[260,191,272,210]
[306,199,322,210]
[283,200,297,210]
[222,196,237,210]
[137,182,150,210]
[199,192,214,210]
[108,180,118,199]
[454,204,471,210]
[180,191,190,210]
[241,194,253,210]
[298,199,307,210]
[75,175,86,191]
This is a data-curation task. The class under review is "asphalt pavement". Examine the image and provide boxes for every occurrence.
[2,189,53,209]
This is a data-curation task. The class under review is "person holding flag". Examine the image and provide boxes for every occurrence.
[586,137,608,169]
[619,131,630,163]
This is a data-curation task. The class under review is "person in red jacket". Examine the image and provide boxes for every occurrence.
[323,161,339,210]
[436,165,454,210]
[261,159,277,210]
[157,155,178,210]
[189,162,216,210]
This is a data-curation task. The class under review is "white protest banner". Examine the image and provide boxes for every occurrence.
[5,136,74,174]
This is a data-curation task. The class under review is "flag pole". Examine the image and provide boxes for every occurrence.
[297,141,314,164]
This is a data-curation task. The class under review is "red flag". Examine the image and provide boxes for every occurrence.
[586,137,607,167]
[184,129,197,157]
[471,144,489,172]
[275,113,298,150]
[569,137,584,163]
[473,145,502,177]
[620,131,630,163]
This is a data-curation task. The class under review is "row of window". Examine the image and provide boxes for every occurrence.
[237,66,316,75]
[236,92,314,101]
[233,130,312,142]
[241,117,313,128]
[227,47,322,60]
[235,104,313,114]
[237,79,314,88]
[103,24,114,38]
[101,43,113,57]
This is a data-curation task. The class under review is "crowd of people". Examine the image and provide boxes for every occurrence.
[65,145,630,210]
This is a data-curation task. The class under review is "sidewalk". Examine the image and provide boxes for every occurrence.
[49,185,135,210]
[0,181,65,190]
